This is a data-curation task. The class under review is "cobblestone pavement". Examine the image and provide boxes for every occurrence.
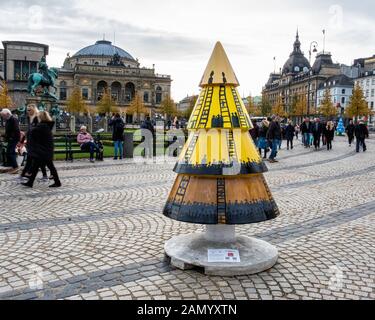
[0,136,374,300]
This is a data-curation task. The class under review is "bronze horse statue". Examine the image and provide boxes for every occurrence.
[28,67,59,100]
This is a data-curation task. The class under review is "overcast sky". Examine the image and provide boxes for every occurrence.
[0,0,374,100]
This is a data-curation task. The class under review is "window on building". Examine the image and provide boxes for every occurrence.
[156,86,162,104]
[366,90,369,97]
[82,88,89,100]
[342,89,346,94]
[341,97,345,104]
[60,88,67,100]
[366,79,370,86]
[14,60,37,81]
[144,92,149,103]
[371,102,374,110]
[371,89,375,98]
[372,78,375,85]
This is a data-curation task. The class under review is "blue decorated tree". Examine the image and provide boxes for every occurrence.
[336,118,345,136]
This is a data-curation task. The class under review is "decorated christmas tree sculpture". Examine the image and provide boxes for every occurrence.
[336,117,345,136]
[163,42,280,276]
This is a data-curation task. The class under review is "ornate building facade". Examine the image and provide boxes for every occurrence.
[263,31,341,115]
[57,40,172,122]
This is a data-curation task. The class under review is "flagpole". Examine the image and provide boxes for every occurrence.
[322,29,326,54]
[273,57,276,74]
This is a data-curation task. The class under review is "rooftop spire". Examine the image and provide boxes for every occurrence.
[293,29,302,54]
[199,42,239,87]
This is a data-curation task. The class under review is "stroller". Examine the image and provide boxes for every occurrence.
[94,129,105,161]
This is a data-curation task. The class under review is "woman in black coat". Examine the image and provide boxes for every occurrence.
[22,111,61,188]
[325,121,335,151]
[285,120,295,150]
[21,105,48,179]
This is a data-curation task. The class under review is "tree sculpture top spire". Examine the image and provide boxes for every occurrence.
[199,42,240,87]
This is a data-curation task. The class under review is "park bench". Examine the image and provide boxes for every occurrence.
[54,134,104,162]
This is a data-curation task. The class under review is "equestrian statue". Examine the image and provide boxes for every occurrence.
[28,56,59,100]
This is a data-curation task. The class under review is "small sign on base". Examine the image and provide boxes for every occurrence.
[208,249,241,263]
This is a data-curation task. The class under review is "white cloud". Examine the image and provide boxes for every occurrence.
[0,0,374,101]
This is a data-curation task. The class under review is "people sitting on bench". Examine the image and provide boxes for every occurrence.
[77,126,100,163]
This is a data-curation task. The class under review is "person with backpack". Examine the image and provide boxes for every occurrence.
[141,116,155,159]
[109,113,125,160]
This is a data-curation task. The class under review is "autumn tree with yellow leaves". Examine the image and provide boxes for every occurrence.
[318,88,337,119]
[0,81,13,109]
[345,84,373,121]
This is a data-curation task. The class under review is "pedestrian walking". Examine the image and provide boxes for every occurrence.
[21,105,48,180]
[285,120,295,150]
[21,111,61,188]
[346,120,355,147]
[109,113,125,160]
[312,118,324,150]
[355,120,369,153]
[257,119,270,159]
[301,118,313,148]
[295,124,300,140]
[325,121,335,151]
[250,120,259,147]
[279,124,285,150]
[0,108,21,174]
[266,115,282,163]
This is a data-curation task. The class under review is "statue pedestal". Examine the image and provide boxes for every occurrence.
[165,226,278,276]
[26,96,57,112]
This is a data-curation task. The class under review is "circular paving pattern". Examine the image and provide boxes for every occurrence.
[0,136,374,300]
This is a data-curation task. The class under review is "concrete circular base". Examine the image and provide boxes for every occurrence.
[165,232,278,276]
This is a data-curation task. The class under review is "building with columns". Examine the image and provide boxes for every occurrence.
[263,31,341,115]
[57,40,172,123]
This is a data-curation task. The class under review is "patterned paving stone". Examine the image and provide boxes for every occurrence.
[0,136,374,300]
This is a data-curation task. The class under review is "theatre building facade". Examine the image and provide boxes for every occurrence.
[57,40,172,122]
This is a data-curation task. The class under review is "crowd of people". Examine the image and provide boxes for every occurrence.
[0,105,372,189]
[0,108,158,188]
[1,106,61,188]
[250,116,370,163]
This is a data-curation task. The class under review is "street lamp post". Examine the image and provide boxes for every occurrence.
[307,41,318,116]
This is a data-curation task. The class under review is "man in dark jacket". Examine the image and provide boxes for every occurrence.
[312,118,324,150]
[346,120,355,147]
[285,120,295,150]
[355,120,369,153]
[301,118,313,148]
[266,115,282,163]
[109,113,125,160]
[1,108,20,173]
